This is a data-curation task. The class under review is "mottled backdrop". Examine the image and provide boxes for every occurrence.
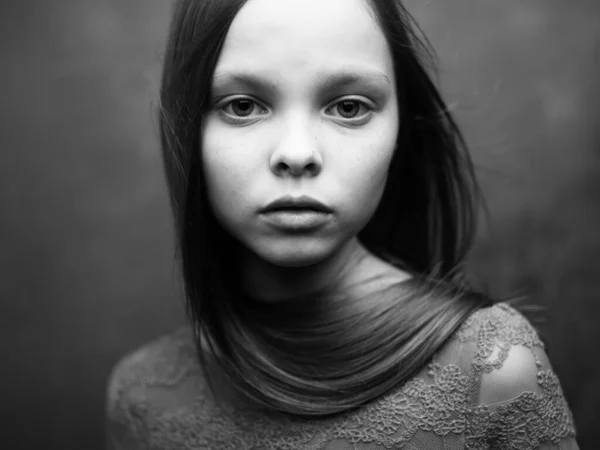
[0,0,598,448]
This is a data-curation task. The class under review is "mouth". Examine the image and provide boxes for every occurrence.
[260,209,331,230]
[259,196,333,230]
[260,195,333,214]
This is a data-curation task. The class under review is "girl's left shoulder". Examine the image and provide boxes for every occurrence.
[447,301,555,399]
[432,301,579,447]
[453,301,545,348]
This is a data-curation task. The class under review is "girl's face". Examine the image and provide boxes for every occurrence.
[202,0,399,268]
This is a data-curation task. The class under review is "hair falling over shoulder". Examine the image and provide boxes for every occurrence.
[159,0,495,418]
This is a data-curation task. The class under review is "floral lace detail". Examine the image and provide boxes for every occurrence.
[106,303,578,449]
[456,303,546,375]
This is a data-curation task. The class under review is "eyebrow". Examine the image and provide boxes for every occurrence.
[318,70,392,92]
[211,69,392,95]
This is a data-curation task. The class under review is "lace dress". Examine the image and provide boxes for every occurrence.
[105,303,578,449]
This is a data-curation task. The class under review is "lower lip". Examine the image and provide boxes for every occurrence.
[260,210,332,230]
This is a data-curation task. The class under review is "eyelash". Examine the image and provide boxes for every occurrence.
[324,97,373,124]
[215,96,374,125]
[217,97,269,123]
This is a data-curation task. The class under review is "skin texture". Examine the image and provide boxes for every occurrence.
[201,0,408,301]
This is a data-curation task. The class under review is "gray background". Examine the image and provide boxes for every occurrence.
[0,0,598,448]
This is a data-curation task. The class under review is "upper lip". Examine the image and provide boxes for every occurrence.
[260,195,333,213]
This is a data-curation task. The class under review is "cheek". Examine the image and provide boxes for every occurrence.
[335,128,396,230]
[201,120,253,222]
[350,157,390,214]
[342,132,396,204]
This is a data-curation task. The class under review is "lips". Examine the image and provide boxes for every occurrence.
[260,195,332,213]
[259,195,333,230]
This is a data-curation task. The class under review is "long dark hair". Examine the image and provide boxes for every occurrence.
[159,0,494,418]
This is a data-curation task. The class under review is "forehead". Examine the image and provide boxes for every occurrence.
[215,0,393,80]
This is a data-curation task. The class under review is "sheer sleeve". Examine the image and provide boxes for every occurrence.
[459,303,579,449]
[103,328,212,450]
[104,349,149,450]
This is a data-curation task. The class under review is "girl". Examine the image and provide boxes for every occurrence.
[106,0,579,448]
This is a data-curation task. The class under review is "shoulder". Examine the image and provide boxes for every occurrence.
[106,325,198,398]
[438,302,547,386]
[454,301,544,348]
[451,302,549,394]
[441,302,578,446]
[105,325,202,448]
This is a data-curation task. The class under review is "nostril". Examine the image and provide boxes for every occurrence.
[305,162,317,173]
[275,162,289,173]
[275,162,319,176]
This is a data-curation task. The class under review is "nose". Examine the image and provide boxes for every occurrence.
[269,117,323,177]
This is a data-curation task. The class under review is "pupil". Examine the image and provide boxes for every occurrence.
[232,100,254,116]
[338,101,359,118]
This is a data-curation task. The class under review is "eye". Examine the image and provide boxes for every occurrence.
[325,98,373,123]
[337,100,361,118]
[228,99,256,117]
[217,97,268,122]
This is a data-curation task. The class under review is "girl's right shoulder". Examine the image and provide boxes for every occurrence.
[106,325,199,394]
[104,325,208,449]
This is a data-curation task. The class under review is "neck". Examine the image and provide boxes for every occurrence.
[240,237,410,302]
[240,237,366,302]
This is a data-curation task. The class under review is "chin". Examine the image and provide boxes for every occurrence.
[251,240,336,268]
[268,255,323,268]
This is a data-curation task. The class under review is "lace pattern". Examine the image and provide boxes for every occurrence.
[106,303,578,449]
